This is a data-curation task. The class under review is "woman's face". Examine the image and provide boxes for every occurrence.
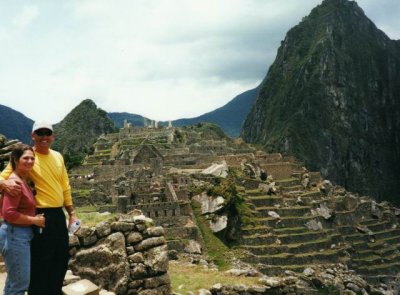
[16,150,35,174]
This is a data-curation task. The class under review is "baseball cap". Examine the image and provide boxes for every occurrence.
[32,121,53,133]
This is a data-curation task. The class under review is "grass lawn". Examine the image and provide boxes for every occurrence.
[169,261,261,294]
[75,206,115,227]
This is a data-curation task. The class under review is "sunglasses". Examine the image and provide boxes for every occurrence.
[34,129,53,136]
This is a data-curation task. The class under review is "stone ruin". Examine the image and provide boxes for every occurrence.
[67,123,400,293]
[67,210,170,295]
[69,124,253,256]
[0,134,22,171]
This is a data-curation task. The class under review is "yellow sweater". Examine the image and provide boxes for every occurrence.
[0,149,72,208]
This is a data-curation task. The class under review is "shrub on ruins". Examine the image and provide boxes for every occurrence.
[0,134,8,170]
[183,122,229,141]
[206,177,237,202]
[173,129,185,143]
[317,285,341,295]
[203,174,257,244]
[64,152,86,170]
[0,134,23,171]
[0,134,5,145]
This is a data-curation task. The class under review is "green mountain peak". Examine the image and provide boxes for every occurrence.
[241,0,400,203]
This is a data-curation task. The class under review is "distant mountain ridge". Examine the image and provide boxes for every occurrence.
[0,104,33,144]
[108,88,258,137]
[241,0,400,203]
[107,112,148,128]
[0,86,257,159]
[169,88,258,137]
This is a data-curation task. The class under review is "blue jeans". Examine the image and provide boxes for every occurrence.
[1,222,33,295]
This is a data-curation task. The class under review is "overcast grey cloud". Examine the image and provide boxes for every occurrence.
[0,0,399,123]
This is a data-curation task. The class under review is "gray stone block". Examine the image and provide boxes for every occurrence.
[62,279,100,295]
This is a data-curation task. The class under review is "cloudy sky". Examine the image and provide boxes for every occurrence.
[0,0,399,124]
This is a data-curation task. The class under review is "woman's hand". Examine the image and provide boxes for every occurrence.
[32,213,45,228]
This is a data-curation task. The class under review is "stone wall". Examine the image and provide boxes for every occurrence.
[70,178,93,190]
[133,202,181,220]
[217,153,255,167]
[68,211,171,295]
[260,162,295,180]
[94,165,137,181]
[69,166,95,177]
[133,193,165,205]
[255,152,283,163]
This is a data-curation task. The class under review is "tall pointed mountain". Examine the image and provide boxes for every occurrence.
[53,99,117,168]
[241,0,400,203]
[0,104,34,144]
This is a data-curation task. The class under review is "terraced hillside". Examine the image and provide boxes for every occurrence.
[236,166,400,285]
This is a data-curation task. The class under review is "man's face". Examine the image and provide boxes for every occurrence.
[32,128,55,149]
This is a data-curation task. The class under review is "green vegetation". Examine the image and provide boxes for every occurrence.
[187,183,208,198]
[72,189,91,197]
[120,138,145,146]
[182,122,229,141]
[190,171,258,267]
[241,0,400,205]
[107,112,148,128]
[53,99,118,169]
[76,206,115,227]
[191,201,232,269]
[206,175,257,227]
[169,262,261,294]
[317,285,340,295]
[275,177,299,183]
[206,178,237,201]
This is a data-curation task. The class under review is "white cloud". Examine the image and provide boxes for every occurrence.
[0,0,399,124]
[12,5,39,29]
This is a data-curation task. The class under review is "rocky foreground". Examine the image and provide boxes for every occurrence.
[57,207,399,295]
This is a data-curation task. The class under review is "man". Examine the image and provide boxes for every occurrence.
[0,121,78,295]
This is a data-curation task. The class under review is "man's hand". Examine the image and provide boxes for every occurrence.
[65,205,80,233]
[68,214,78,228]
[1,179,22,197]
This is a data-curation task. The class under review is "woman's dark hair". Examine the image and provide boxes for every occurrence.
[10,144,35,170]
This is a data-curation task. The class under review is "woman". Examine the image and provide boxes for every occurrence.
[0,144,45,295]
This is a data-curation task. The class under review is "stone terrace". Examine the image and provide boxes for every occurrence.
[236,172,400,285]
